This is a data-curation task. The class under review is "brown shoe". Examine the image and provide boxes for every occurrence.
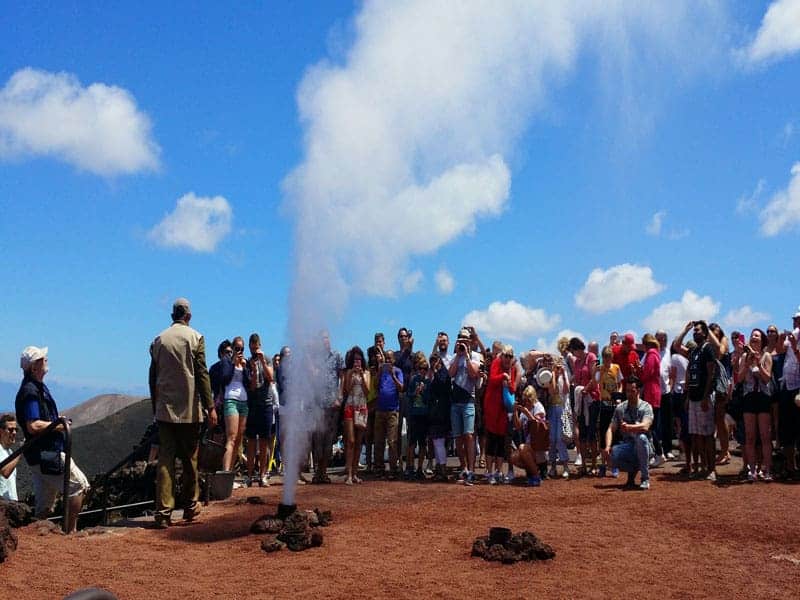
[154,514,172,529]
[183,503,201,521]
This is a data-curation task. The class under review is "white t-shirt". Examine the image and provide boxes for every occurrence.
[225,366,247,401]
[0,445,18,501]
[659,350,671,393]
[670,353,689,394]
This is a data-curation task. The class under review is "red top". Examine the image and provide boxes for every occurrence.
[613,343,640,381]
[641,347,662,408]
[484,357,517,436]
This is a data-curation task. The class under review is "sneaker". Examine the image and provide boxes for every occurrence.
[762,471,773,482]
[574,454,583,467]
[457,469,467,482]
[746,470,756,483]
[465,472,475,486]
[610,467,619,478]
[706,471,717,482]
[528,476,541,487]
[259,475,270,487]
[488,473,498,485]
[652,455,666,468]
[666,452,676,460]
[403,468,414,480]
[598,465,607,478]
[503,472,514,484]
[424,461,434,476]
[547,467,557,479]
[232,481,244,490]
[562,469,570,480]
[639,479,650,490]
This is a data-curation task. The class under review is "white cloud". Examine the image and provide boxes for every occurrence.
[0,67,159,175]
[741,0,800,66]
[722,306,770,330]
[282,2,731,338]
[148,193,232,253]
[646,210,666,236]
[759,162,800,236]
[736,178,766,215]
[642,290,720,335]
[462,301,560,342]
[401,270,423,294]
[535,328,586,354]
[782,121,795,146]
[434,267,455,295]
[575,264,665,314]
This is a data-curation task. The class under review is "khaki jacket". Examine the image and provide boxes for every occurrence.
[149,321,213,423]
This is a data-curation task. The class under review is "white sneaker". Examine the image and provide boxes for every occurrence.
[424,460,434,475]
[666,452,676,460]
[652,455,666,468]
[562,469,570,479]
[574,454,583,467]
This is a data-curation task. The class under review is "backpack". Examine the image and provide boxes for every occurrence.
[713,358,731,398]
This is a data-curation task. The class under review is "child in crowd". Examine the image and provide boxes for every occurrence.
[511,385,548,486]
[405,353,430,480]
[591,346,623,477]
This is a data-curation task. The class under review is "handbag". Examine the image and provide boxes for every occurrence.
[354,405,368,429]
[502,386,515,412]
[39,450,65,476]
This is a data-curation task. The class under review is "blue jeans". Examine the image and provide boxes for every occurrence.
[547,405,568,464]
[450,403,475,436]
[611,434,651,481]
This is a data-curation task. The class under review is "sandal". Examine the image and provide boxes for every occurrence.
[344,477,353,486]
[478,457,486,469]
[353,476,362,484]
[716,454,731,466]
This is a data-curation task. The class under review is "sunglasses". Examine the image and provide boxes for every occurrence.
[233,346,244,352]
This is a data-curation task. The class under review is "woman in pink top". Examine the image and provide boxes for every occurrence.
[641,333,665,465]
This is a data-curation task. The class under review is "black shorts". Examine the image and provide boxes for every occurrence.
[245,402,275,438]
[485,431,506,457]
[407,415,428,446]
[742,392,771,415]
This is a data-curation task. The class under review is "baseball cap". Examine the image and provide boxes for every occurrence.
[20,346,48,370]
[623,333,636,346]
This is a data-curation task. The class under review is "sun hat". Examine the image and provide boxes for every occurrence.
[20,346,48,370]
[535,368,553,387]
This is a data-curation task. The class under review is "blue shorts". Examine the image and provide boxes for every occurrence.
[450,402,475,437]
[224,398,249,418]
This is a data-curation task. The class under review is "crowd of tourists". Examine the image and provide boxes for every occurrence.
[209,311,800,491]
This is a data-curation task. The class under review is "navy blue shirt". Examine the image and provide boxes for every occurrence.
[15,376,64,465]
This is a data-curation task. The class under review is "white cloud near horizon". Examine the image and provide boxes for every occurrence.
[282,1,731,335]
[463,301,560,342]
[148,193,233,253]
[434,267,455,295]
[759,162,800,235]
[575,264,665,314]
[722,306,770,330]
[0,67,160,176]
[642,290,720,335]
[740,0,800,66]
[737,178,766,215]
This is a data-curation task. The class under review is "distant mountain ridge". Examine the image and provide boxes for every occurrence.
[63,393,146,428]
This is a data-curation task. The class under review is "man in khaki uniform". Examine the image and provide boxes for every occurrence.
[149,298,217,528]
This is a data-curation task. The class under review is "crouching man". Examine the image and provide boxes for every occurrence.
[603,376,654,490]
[15,346,89,532]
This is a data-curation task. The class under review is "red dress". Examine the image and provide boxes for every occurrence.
[484,358,516,436]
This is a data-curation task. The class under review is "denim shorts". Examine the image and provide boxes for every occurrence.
[224,398,249,418]
[450,402,475,436]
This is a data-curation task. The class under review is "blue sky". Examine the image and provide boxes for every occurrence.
[1,1,799,410]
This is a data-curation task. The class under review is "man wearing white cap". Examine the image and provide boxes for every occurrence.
[15,346,89,533]
[149,298,216,528]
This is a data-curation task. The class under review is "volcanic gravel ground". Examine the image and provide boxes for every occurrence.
[6,461,800,599]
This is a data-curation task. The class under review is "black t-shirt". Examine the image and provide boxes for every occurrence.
[686,342,716,401]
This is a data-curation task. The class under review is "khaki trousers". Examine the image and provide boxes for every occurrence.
[156,421,201,517]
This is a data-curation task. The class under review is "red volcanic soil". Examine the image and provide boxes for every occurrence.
[6,462,800,599]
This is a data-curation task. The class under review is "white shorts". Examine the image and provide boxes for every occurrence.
[30,453,90,518]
